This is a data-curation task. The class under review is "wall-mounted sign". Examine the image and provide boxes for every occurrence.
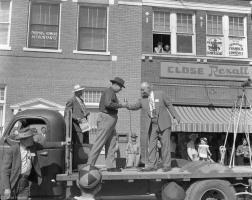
[229,37,245,57]
[206,36,223,56]
[30,30,58,41]
[160,62,252,81]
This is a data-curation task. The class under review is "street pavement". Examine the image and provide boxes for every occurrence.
[99,194,156,200]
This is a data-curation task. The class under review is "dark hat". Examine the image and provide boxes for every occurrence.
[78,164,102,189]
[110,77,125,88]
[16,127,34,140]
[131,133,138,138]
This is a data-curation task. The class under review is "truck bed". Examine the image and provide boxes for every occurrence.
[57,162,252,182]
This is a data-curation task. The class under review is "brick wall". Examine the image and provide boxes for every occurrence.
[0,0,142,163]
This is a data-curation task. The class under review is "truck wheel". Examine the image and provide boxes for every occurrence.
[185,180,236,200]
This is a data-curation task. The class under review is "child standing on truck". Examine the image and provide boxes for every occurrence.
[125,133,140,167]
[198,137,212,161]
[72,164,102,200]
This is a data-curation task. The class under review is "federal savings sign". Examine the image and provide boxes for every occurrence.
[160,62,251,81]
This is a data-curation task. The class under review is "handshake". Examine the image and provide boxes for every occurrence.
[121,98,130,109]
[121,101,130,109]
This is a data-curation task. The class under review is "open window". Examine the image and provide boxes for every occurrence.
[152,11,195,55]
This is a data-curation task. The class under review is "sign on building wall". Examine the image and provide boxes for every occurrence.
[160,62,252,81]
[206,36,223,56]
[229,37,245,57]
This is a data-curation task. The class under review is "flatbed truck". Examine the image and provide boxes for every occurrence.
[1,108,252,200]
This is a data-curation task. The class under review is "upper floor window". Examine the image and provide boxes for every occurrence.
[28,3,60,49]
[153,11,195,55]
[0,88,5,102]
[206,14,246,58]
[207,15,223,35]
[0,0,11,46]
[78,6,107,52]
[153,11,170,32]
[229,16,244,37]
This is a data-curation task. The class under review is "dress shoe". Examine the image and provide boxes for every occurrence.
[140,167,157,172]
[162,167,172,172]
[107,168,122,172]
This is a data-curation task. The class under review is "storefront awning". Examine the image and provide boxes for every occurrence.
[171,106,252,133]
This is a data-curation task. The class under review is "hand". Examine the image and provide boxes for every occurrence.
[76,118,82,123]
[4,189,11,199]
[62,138,71,146]
[121,102,128,108]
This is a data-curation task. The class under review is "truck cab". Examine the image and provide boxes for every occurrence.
[0,109,66,199]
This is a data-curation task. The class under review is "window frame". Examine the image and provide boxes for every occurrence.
[0,86,6,137]
[206,13,247,58]
[0,0,12,50]
[76,4,109,53]
[25,1,62,52]
[152,10,196,55]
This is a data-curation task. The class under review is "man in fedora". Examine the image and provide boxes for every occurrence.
[125,133,141,167]
[65,84,90,144]
[126,82,180,172]
[1,128,68,200]
[87,77,127,172]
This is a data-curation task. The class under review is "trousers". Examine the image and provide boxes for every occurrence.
[148,120,171,169]
[87,112,118,168]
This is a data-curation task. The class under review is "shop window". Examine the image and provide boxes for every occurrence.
[0,0,11,47]
[78,6,107,52]
[153,11,195,55]
[206,14,247,58]
[28,3,60,49]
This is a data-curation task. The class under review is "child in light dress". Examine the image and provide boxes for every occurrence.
[198,137,212,161]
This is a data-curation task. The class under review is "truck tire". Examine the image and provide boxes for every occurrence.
[185,180,236,200]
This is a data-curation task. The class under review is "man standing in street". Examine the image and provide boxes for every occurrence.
[1,128,68,200]
[127,82,180,172]
[65,84,90,144]
[87,77,127,172]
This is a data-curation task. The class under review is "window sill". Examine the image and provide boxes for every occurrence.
[73,50,110,56]
[23,47,62,53]
[0,46,11,51]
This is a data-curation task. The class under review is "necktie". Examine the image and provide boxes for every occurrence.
[148,96,155,118]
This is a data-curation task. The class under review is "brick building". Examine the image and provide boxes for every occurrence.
[1,0,252,163]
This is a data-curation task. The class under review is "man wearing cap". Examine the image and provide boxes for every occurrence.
[125,133,141,167]
[72,164,102,200]
[87,77,127,172]
[1,128,68,200]
[66,84,90,144]
[126,82,180,172]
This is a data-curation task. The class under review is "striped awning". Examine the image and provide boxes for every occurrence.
[171,106,252,133]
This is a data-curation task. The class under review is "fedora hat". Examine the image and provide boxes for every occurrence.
[110,77,125,88]
[130,133,138,138]
[73,84,85,93]
[16,127,34,140]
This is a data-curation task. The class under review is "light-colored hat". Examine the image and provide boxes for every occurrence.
[78,164,102,189]
[16,127,34,140]
[131,133,138,138]
[73,84,85,93]
[189,134,198,140]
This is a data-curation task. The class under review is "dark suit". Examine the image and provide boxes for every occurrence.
[1,141,62,198]
[65,96,89,144]
[128,91,180,169]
